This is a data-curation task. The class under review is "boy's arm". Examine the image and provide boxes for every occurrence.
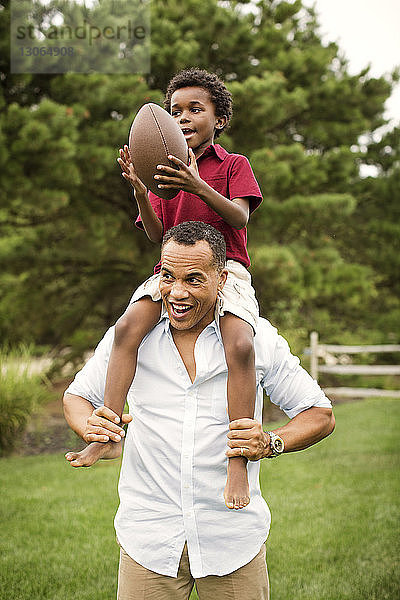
[154,150,249,230]
[118,145,163,243]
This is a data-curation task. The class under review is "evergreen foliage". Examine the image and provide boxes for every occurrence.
[0,0,398,358]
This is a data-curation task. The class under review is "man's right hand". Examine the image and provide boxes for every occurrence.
[83,406,133,444]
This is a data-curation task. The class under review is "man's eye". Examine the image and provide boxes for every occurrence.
[161,274,173,281]
[188,277,200,284]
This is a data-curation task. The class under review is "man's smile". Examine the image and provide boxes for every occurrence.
[169,302,193,318]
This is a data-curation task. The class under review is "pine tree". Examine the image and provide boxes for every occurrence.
[0,0,398,357]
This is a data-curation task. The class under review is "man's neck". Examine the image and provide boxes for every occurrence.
[169,313,215,384]
[170,322,207,345]
[169,327,200,384]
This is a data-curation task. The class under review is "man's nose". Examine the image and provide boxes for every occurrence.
[170,280,189,299]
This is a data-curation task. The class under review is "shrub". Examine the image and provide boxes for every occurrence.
[0,346,50,456]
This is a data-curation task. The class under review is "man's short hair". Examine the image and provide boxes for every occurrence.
[164,68,232,138]
[161,222,226,271]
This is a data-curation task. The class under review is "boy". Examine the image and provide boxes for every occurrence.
[71,68,262,510]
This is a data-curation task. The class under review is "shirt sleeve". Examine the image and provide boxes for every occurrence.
[64,327,115,409]
[135,190,163,230]
[227,155,262,213]
[260,331,332,419]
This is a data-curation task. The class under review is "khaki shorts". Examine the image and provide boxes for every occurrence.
[117,542,269,600]
[129,260,259,332]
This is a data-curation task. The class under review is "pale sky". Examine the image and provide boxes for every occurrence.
[303,0,400,126]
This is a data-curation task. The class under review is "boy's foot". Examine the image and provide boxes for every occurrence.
[224,457,250,510]
[65,441,112,467]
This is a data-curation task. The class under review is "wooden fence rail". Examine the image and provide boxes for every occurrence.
[304,332,400,398]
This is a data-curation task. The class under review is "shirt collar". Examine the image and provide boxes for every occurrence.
[160,309,223,344]
[198,144,228,162]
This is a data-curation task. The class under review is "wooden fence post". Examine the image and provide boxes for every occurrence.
[310,331,319,381]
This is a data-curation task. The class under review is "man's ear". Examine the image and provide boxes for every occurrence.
[218,268,228,291]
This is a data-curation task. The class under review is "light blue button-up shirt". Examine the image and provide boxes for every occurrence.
[66,316,331,578]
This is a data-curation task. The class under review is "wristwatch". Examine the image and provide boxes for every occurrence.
[265,431,285,458]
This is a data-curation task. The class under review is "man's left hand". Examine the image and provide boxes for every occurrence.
[226,418,270,461]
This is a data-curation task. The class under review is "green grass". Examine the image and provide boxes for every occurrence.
[263,399,400,600]
[1,399,399,600]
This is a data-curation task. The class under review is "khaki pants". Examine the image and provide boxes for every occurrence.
[117,543,269,600]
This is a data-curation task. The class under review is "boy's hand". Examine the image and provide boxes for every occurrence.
[154,148,202,195]
[83,406,133,444]
[117,144,147,196]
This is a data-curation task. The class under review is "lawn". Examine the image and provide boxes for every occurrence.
[1,398,399,599]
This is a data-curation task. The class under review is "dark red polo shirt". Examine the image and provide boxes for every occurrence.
[135,144,262,272]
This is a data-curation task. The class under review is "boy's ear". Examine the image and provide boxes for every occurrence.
[215,115,228,130]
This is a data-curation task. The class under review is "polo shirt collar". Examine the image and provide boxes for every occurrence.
[199,144,228,162]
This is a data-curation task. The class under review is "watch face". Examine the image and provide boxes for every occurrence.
[274,438,284,453]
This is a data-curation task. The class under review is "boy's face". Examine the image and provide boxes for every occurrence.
[170,87,227,155]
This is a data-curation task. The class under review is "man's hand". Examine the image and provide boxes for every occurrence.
[226,418,270,461]
[117,144,148,196]
[83,406,133,444]
[154,149,202,194]
[226,408,335,461]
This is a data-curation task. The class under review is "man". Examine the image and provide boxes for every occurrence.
[63,221,335,600]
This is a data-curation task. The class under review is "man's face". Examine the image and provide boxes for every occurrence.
[159,240,227,333]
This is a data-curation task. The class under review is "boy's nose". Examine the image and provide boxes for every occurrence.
[179,112,190,124]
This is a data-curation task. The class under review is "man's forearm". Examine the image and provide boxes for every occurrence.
[63,392,94,439]
[63,392,124,460]
[273,407,335,454]
[226,407,335,461]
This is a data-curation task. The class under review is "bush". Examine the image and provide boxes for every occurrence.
[0,346,50,456]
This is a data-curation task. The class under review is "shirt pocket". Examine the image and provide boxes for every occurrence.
[209,381,229,423]
[203,175,227,197]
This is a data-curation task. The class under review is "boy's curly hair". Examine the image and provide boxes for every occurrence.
[164,68,232,138]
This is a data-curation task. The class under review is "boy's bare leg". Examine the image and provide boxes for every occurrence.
[220,314,256,510]
[70,297,161,466]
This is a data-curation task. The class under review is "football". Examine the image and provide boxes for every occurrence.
[129,103,189,201]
